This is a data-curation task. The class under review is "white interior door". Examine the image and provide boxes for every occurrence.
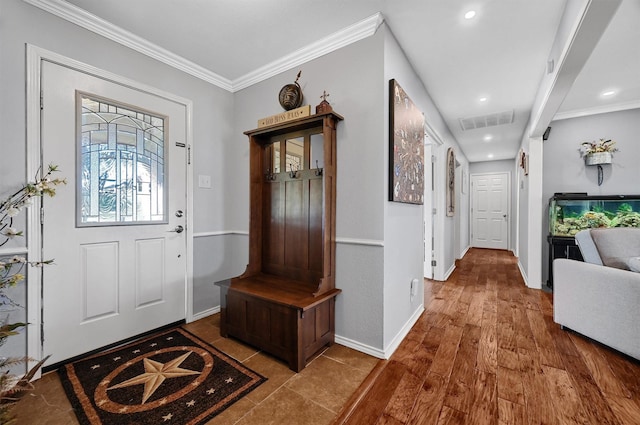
[41,61,188,365]
[423,142,433,279]
[471,173,509,250]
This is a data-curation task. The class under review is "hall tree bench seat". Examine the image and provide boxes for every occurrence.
[218,276,340,372]
[217,112,343,372]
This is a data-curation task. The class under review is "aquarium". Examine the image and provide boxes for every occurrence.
[549,194,640,237]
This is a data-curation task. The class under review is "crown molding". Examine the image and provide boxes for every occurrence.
[553,99,640,121]
[24,0,383,93]
[23,0,233,91]
[231,12,384,92]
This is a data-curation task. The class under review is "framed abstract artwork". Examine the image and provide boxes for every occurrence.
[389,79,425,204]
[446,147,455,216]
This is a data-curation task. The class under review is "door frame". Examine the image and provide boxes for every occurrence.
[26,45,194,375]
[469,171,511,251]
[423,121,444,281]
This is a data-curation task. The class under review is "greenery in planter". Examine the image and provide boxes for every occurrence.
[579,138,618,157]
[0,165,65,424]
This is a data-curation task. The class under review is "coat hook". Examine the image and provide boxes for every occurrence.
[315,160,323,176]
[289,164,299,179]
[265,169,276,181]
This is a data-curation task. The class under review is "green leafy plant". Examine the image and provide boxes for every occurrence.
[0,165,64,424]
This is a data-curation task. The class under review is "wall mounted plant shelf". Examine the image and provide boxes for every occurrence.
[580,139,617,186]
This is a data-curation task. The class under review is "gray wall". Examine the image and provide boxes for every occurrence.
[382,28,429,349]
[234,31,386,351]
[542,108,640,282]
[382,26,469,349]
[470,159,518,253]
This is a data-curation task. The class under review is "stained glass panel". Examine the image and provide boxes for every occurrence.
[79,96,166,225]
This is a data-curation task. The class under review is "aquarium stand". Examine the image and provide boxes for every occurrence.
[547,235,584,288]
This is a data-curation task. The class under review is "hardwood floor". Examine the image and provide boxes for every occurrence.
[333,248,640,425]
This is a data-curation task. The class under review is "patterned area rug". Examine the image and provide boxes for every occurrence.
[58,328,266,424]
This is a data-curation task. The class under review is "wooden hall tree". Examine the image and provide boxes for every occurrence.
[218,112,343,372]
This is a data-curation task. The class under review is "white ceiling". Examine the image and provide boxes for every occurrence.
[54,0,640,162]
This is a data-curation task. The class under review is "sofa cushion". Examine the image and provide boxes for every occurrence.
[627,257,640,272]
[575,229,603,265]
[590,227,640,270]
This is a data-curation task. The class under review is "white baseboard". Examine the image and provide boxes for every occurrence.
[517,260,529,286]
[459,245,470,259]
[334,335,386,359]
[381,305,424,358]
[337,306,426,360]
[190,306,220,322]
[444,263,456,281]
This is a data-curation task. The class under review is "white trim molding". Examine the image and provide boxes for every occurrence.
[193,233,383,247]
[0,247,29,256]
[23,0,232,90]
[382,306,425,359]
[443,264,456,281]
[334,335,385,360]
[335,237,384,247]
[190,306,220,323]
[194,230,249,238]
[518,260,529,287]
[553,100,640,121]
[232,13,384,91]
[24,0,383,93]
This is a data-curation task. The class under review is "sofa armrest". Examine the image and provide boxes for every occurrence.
[553,258,640,360]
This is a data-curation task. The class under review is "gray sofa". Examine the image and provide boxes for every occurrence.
[553,227,640,360]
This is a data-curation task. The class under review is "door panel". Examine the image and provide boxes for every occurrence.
[471,173,509,250]
[41,61,187,365]
[80,242,119,321]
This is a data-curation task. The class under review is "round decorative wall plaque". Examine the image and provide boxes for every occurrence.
[279,71,303,111]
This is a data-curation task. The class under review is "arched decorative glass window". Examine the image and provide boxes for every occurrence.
[78,95,166,225]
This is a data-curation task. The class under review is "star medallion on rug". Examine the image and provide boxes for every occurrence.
[57,328,266,425]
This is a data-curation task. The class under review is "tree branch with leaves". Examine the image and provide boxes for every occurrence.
[0,164,64,423]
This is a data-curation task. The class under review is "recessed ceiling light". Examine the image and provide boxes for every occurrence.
[483,135,492,142]
[479,97,488,103]
[464,10,476,19]
[601,90,616,97]
[488,153,494,159]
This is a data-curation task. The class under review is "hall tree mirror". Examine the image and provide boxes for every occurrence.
[310,133,324,170]
[286,137,304,173]
[266,130,324,177]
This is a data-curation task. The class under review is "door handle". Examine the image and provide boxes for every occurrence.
[168,225,184,233]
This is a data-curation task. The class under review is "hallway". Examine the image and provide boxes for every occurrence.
[335,248,640,424]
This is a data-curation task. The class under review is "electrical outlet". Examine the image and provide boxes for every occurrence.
[410,278,418,300]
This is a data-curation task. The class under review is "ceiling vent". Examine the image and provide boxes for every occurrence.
[458,110,514,131]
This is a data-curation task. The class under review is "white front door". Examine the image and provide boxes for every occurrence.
[471,173,509,250]
[41,61,188,365]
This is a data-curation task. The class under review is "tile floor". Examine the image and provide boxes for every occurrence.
[11,314,379,425]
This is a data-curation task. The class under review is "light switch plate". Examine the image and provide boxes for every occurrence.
[198,174,211,188]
